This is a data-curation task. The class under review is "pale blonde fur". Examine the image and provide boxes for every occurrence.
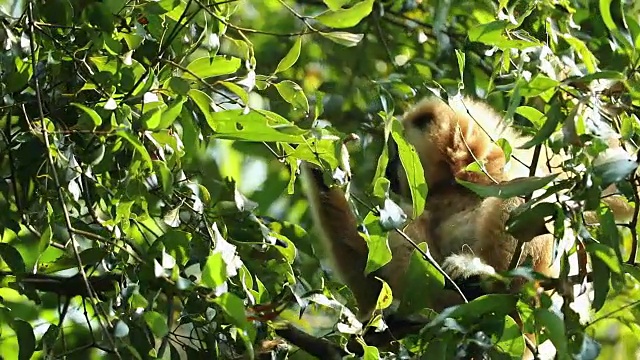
[301,95,635,358]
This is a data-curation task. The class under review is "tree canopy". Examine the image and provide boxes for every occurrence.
[1,0,640,359]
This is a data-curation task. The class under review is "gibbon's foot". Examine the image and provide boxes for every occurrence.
[442,253,496,281]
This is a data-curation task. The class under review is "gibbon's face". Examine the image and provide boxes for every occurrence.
[387,97,461,199]
[387,96,510,199]
[402,97,456,189]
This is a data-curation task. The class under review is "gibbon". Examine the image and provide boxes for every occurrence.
[303,96,557,322]
[301,95,636,354]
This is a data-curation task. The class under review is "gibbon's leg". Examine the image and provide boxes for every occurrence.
[302,164,391,320]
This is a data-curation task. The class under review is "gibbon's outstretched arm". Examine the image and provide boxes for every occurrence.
[301,165,384,320]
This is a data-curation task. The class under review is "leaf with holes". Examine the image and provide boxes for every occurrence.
[206,109,308,143]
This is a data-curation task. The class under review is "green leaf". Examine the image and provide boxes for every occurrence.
[214,292,255,341]
[534,309,568,359]
[362,345,380,359]
[206,109,308,143]
[323,0,351,10]
[391,119,427,218]
[71,103,103,128]
[518,75,560,98]
[116,130,152,168]
[375,278,393,311]
[507,202,558,238]
[455,49,465,82]
[520,101,562,149]
[275,80,309,113]
[167,76,191,95]
[157,96,186,130]
[493,316,525,359]
[12,319,35,360]
[183,56,242,80]
[156,230,191,267]
[188,89,215,123]
[458,174,557,199]
[219,81,249,105]
[153,160,174,195]
[586,243,621,274]
[451,294,517,319]
[515,106,545,129]
[275,36,302,74]
[320,31,364,47]
[6,57,33,93]
[362,212,392,275]
[0,243,26,274]
[561,34,598,73]
[591,255,611,312]
[143,311,169,337]
[468,21,541,50]
[593,159,638,188]
[315,0,374,28]
[44,248,109,273]
[202,252,228,289]
[397,243,445,315]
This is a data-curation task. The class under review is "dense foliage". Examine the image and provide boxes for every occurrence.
[1,0,640,359]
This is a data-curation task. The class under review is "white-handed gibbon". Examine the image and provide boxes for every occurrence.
[303,96,556,320]
[301,95,636,356]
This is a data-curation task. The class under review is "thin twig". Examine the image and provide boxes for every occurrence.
[26,3,119,356]
[350,194,469,303]
[508,143,543,270]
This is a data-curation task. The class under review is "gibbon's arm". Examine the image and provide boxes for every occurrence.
[301,164,385,320]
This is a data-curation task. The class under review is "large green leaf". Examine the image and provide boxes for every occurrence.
[459,174,558,199]
[205,109,308,143]
[183,56,242,80]
[315,0,374,28]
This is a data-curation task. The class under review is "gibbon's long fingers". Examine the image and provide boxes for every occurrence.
[302,164,382,320]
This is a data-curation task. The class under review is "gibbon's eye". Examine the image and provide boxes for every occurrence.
[411,111,434,130]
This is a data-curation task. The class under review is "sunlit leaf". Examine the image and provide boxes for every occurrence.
[183,56,241,80]
[362,212,392,275]
[71,103,103,128]
[206,109,308,143]
[143,311,169,337]
[320,31,364,47]
[391,119,427,218]
[315,0,374,28]
[275,36,302,73]
[534,309,568,359]
[275,80,310,113]
[202,252,228,289]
